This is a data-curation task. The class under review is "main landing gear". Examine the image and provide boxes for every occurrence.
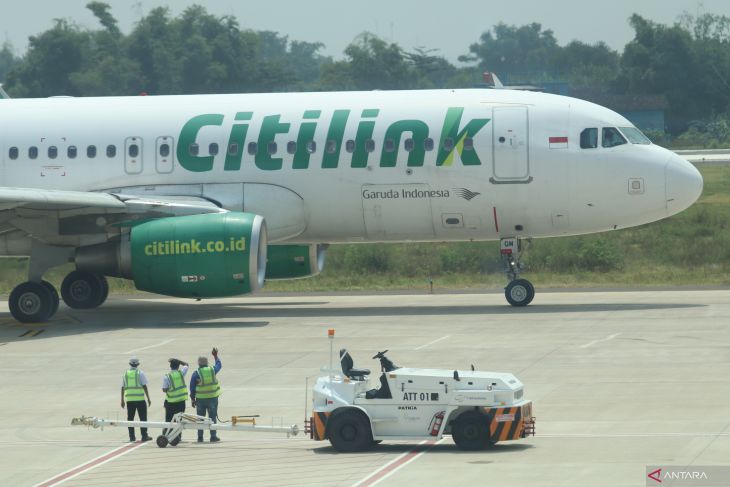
[500,238,535,307]
[7,242,109,323]
[9,272,109,323]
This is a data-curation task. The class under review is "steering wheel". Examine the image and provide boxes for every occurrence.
[372,350,389,360]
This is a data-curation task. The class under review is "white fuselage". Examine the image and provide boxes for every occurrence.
[0,89,703,248]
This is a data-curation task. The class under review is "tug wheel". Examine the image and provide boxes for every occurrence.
[452,411,492,451]
[170,436,181,447]
[156,435,169,448]
[328,410,373,452]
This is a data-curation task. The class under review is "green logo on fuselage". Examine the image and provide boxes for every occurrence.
[177,107,490,172]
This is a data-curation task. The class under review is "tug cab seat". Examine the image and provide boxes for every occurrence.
[340,349,370,380]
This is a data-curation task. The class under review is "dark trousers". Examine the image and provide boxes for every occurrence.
[196,397,219,440]
[126,401,148,440]
[164,400,186,440]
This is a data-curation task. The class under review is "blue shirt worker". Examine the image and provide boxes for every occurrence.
[121,356,152,442]
[162,358,189,443]
[190,347,222,443]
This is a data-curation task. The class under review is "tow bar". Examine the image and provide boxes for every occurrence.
[72,413,299,448]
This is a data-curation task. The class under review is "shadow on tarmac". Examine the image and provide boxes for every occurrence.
[0,297,705,344]
[311,441,534,455]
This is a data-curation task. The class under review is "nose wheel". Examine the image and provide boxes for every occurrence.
[505,279,535,307]
[500,238,535,307]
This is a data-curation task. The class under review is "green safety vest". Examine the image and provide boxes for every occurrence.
[196,366,221,399]
[123,369,145,402]
[165,370,189,403]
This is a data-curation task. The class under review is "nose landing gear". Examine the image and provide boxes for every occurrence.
[501,238,535,307]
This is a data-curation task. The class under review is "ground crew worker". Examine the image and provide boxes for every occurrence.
[121,356,152,442]
[162,358,189,442]
[190,347,222,443]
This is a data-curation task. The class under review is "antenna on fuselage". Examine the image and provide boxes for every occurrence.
[0,84,10,99]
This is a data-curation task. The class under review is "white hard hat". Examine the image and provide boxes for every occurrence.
[129,356,140,366]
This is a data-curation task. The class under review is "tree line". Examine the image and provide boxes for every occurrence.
[1,3,730,137]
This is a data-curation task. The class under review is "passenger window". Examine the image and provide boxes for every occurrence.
[325,140,337,154]
[306,141,317,154]
[442,137,454,151]
[128,144,139,158]
[248,142,257,155]
[48,146,58,159]
[580,128,598,149]
[87,145,97,158]
[8,147,18,160]
[365,139,375,153]
[602,127,627,148]
[29,147,38,159]
[463,137,474,151]
[424,138,434,151]
[384,139,395,153]
[188,143,199,156]
[287,141,297,154]
[159,143,170,157]
[106,145,117,158]
[228,143,238,156]
[345,140,355,153]
[267,141,277,155]
[67,146,77,159]
[404,138,414,152]
[209,143,219,156]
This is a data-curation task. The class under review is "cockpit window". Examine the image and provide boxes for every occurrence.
[580,128,598,149]
[602,127,627,148]
[619,126,651,145]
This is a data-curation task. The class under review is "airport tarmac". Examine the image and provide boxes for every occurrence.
[1,289,729,487]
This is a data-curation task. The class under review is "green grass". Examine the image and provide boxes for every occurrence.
[1,165,728,294]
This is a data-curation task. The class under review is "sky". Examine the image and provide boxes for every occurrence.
[3,0,730,63]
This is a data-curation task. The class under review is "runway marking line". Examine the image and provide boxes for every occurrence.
[34,441,147,487]
[415,335,450,350]
[124,338,174,354]
[579,332,621,349]
[352,439,443,487]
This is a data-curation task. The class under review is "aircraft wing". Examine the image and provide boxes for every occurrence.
[0,187,127,211]
[0,187,223,214]
[0,187,225,246]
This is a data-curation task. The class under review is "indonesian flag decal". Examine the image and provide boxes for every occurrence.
[549,136,568,149]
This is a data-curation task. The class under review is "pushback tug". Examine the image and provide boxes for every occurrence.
[306,329,535,451]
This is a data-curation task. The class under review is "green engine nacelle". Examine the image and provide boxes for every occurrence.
[265,244,326,280]
[75,212,268,299]
[130,213,267,298]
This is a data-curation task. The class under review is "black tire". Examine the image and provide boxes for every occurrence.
[41,281,60,316]
[452,411,492,451]
[9,281,55,323]
[327,410,373,452]
[61,271,105,309]
[156,435,168,448]
[505,279,535,307]
[98,275,109,307]
[170,436,181,447]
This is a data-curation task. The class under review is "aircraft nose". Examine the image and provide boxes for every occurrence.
[665,155,703,215]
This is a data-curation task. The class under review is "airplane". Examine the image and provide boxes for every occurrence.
[0,88,703,322]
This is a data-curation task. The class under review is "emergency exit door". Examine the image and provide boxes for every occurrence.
[492,106,530,182]
[124,136,143,174]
